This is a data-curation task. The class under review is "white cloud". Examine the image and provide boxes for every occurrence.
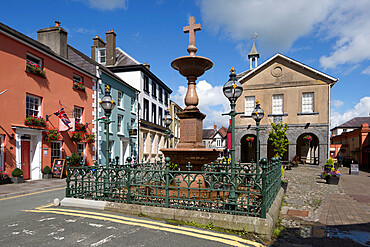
[85,0,128,10]
[361,66,370,75]
[72,27,96,34]
[199,1,370,69]
[199,0,334,57]
[331,97,370,128]
[331,99,344,108]
[171,80,230,129]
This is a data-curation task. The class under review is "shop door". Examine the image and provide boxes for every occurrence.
[21,140,30,179]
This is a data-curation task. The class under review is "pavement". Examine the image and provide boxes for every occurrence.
[274,166,370,247]
[0,177,66,199]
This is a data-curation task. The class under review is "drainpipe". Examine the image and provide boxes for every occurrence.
[95,66,100,164]
[328,83,331,160]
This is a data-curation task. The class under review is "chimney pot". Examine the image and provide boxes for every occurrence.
[214,125,217,130]
[55,21,61,27]
[144,63,150,70]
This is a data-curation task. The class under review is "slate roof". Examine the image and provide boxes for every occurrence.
[335,117,370,129]
[115,47,140,66]
[203,129,216,139]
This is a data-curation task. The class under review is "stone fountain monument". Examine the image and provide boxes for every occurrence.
[161,16,221,171]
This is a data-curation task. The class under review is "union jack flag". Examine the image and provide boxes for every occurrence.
[54,108,71,128]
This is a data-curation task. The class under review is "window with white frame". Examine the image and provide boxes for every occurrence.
[164,92,168,106]
[117,91,123,108]
[51,142,62,164]
[144,76,149,93]
[74,106,83,123]
[131,97,135,112]
[77,143,85,163]
[152,103,157,124]
[131,118,136,129]
[143,99,149,121]
[216,139,221,147]
[158,87,163,102]
[245,96,255,116]
[26,54,42,68]
[152,82,156,98]
[26,94,41,117]
[158,107,163,126]
[73,74,83,84]
[272,95,284,114]
[97,48,106,64]
[302,92,314,113]
[117,114,123,133]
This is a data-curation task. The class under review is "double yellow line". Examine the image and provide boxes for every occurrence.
[25,204,264,247]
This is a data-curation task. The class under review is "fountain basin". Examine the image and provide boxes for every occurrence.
[171,56,213,77]
[161,148,222,171]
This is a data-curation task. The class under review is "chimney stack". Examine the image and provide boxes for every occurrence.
[37,21,68,59]
[144,62,150,70]
[91,35,106,61]
[105,29,116,66]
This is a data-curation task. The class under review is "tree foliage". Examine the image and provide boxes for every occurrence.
[268,122,290,158]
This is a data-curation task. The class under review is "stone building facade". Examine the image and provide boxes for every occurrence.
[235,48,338,165]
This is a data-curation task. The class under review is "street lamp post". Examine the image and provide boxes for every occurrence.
[163,109,173,148]
[100,85,116,167]
[251,101,264,173]
[222,67,244,205]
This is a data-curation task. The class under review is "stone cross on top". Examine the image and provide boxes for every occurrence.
[183,16,201,56]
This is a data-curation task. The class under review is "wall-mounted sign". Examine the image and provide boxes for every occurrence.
[129,129,137,136]
[59,118,75,132]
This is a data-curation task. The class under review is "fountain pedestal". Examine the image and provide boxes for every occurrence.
[161,16,221,171]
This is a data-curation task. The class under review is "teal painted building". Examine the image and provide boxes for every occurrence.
[97,71,138,165]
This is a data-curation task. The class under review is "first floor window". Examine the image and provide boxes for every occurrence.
[131,97,136,112]
[51,142,62,164]
[26,94,41,117]
[158,107,163,126]
[77,143,85,164]
[143,99,149,121]
[245,96,255,116]
[152,103,157,124]
[144,76,149,93]
[117,114,123,133]
[302,92,314,113]
[74,106,83,123]
[216,139,221,147]
[272,94,284,114]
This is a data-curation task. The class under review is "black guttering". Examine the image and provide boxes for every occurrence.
[109,65,173,94]
[0,22,97,80]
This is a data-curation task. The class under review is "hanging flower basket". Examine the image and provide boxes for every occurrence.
[71,131,82,142]
[75,122,87,132]
[24,116,46,127]
[85,133,95,143]
[303,135,312,146]
[45,128,61,142]
[246,136,254,148]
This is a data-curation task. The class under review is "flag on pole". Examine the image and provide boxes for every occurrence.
[54,108,71,128]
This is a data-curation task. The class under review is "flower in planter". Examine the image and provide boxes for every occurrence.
[73,81,86,91]
[24,116,46,127]
[26,62,46,78]
[321,169,341,179]
[71,131,82,142]
[85,133,95,143]
[45,128,61,142]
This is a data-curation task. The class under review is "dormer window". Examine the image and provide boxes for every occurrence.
[97,48,106,65]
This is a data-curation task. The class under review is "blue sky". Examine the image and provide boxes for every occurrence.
[2,0,370,129]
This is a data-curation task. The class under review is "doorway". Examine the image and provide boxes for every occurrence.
[120,138,129,165]
[21,140,30,179]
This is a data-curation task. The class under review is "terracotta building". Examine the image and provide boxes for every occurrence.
[234,42,338,165]
[0,21,96,179]
[330,117,370,168]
